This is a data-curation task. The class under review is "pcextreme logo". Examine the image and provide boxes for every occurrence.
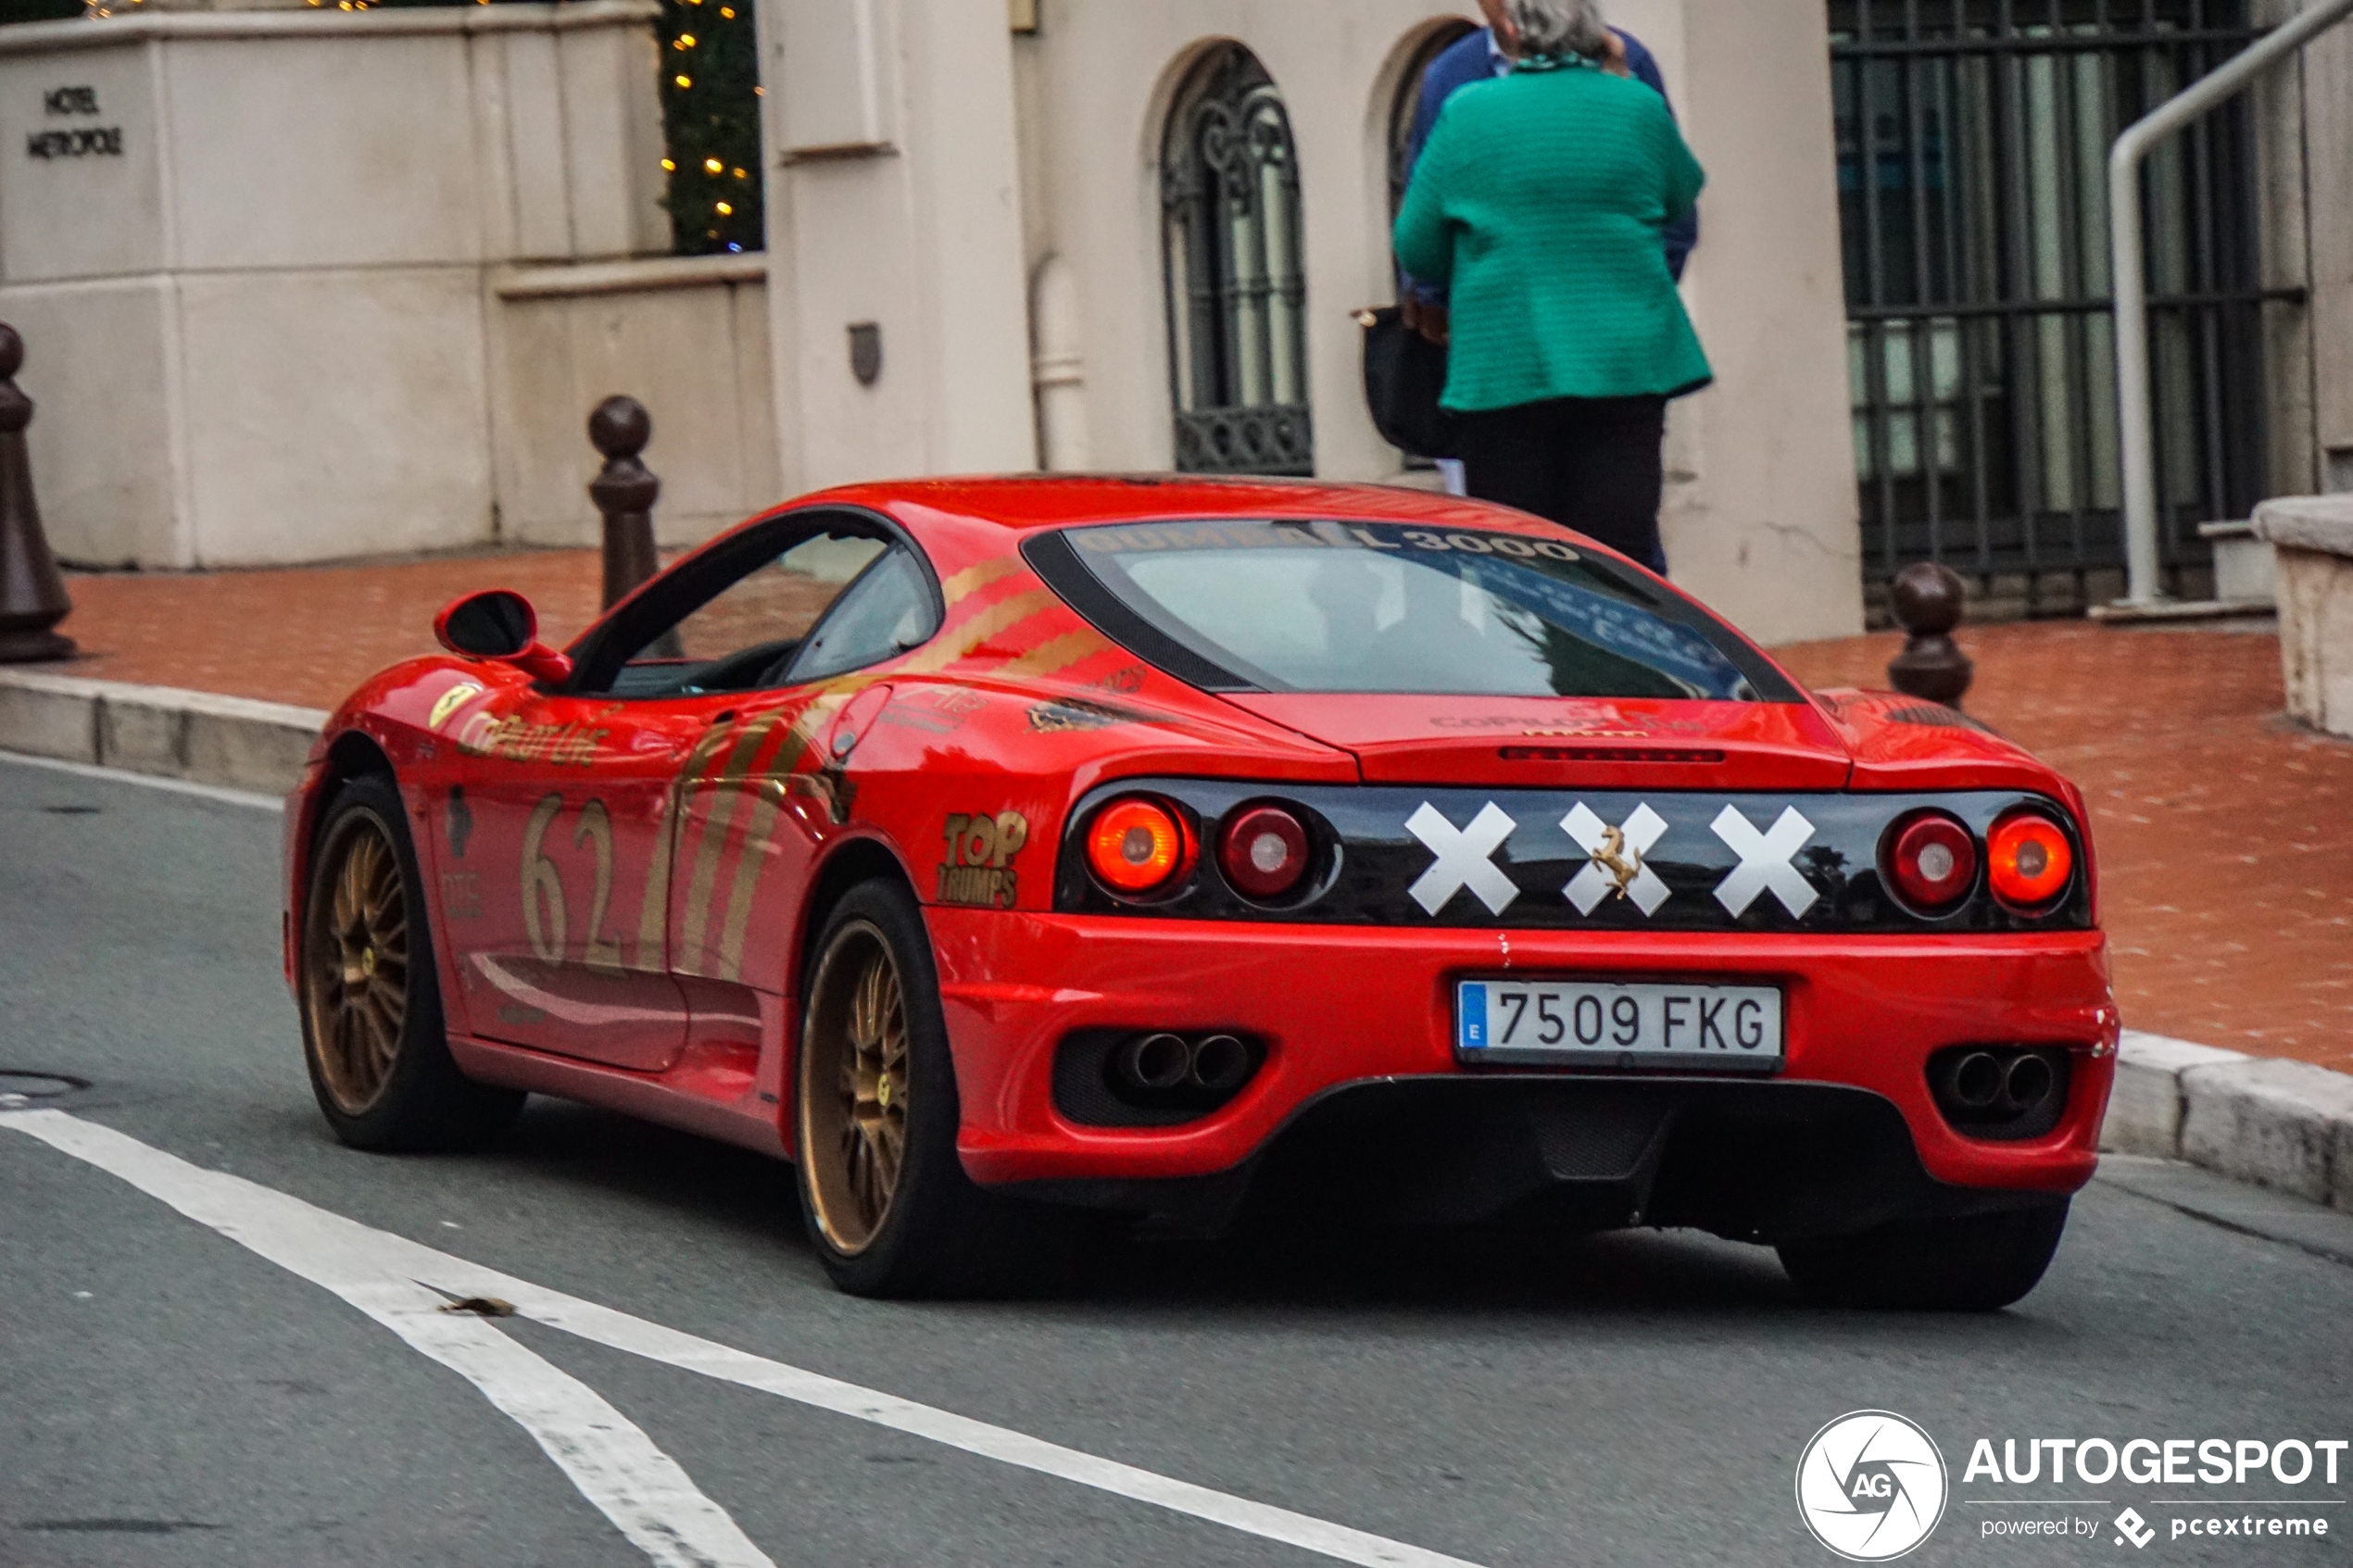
[1796,1410,1950,1562]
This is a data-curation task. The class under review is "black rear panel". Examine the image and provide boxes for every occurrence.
[1054,780,2092,935]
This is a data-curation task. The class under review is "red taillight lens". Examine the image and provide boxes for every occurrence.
[1218,806,1310,899]
[1987,810,2074,909]
[1884,810,1978,911]
[1087,797,1189,895]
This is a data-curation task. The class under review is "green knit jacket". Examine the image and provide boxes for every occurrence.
[1393,62,1711,412]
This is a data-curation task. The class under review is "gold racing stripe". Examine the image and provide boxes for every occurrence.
[710,693,845,983]
[938,556,1024,605]
[632,721,737,971]
[988,628,1114,684]
[897,588,1061,675]
[675,714,786,974]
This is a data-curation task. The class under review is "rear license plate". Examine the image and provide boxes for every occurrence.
[1456,980,1783,1070]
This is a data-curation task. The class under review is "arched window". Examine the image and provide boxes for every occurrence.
[1161,44,1312,476]
[1387,19,1480,219]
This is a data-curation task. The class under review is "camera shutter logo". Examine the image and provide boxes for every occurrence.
[1794,1411,1948,1561]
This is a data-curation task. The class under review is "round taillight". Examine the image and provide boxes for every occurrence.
[1219,806,1310,900]
[1987,810,2074,909]
[1884,811,1978,912]
[1087,797,1189,896]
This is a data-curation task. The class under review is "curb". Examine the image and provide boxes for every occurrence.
[0,669,324,797]
[2104,1031,2353,1213]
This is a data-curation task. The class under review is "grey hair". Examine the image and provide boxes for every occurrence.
[1504,0,1613,60]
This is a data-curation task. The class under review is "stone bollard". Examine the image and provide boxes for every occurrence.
[0,324,76,663]
[588,395,661,609]
[1886,561,1973,708]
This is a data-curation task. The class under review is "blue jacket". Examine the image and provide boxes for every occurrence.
[1403,26,1698,292]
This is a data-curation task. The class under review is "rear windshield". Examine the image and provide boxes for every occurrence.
[1038,520,1783,702]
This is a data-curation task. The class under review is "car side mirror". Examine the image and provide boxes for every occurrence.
[434,589,573,684]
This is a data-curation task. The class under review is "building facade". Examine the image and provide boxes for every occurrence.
[7,0,2347,643]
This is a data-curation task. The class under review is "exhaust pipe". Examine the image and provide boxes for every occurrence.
[1189,1034,1252,1093]
[1114,1033,1191,1093]
[1951,1050,2005,1110]
[2003,1052,2056,1112]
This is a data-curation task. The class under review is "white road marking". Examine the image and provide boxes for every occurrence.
[0,1110,770,1567]
[3,1108,1491,1568]
[0,750,284,812]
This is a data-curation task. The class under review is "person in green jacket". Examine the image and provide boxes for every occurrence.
[1393,0,1709,574]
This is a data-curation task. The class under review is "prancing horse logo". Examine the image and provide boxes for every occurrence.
[1590,823,1644,899]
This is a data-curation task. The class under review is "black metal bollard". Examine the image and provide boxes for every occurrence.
[0,324,75,663]
[1886,561,1974,709]
[588,395,661,609]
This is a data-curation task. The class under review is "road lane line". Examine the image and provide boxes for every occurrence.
[0,1110,772,1568]
[2,1108,1491,1568]
[0,751,283,812]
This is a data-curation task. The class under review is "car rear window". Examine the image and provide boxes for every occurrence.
[1026,520,1793,702]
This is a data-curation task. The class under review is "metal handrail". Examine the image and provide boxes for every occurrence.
[2112,0,2353,608]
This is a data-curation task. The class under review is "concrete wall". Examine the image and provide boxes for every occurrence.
[1006,0,1864,646]
[491,257,779,549]
[0,2,672,570]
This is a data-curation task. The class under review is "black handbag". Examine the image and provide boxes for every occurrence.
[1357,306,1457,460]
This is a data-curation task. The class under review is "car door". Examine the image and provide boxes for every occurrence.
[444,687,698,1072]
[448,516,912,1073]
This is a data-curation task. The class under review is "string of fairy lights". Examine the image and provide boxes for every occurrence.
[65,0,764,256]
[655,0,765,253]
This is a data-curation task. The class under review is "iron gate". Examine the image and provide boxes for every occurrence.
[1830,0,2284,608]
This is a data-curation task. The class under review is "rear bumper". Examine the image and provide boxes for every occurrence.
[926,911,2116,1222]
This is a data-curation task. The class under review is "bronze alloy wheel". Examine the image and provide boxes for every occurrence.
[800,920,911,1255]
[304,809,411,1117]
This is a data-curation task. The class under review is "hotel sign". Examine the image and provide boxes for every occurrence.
[29,85,122,159]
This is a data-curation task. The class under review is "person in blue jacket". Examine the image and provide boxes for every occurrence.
[1398,0,1699,526]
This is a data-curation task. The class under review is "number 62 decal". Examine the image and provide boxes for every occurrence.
[520,794,624,973]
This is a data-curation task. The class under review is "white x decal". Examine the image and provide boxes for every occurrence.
[1710,805,1820,919]
[1561,802,1671,917]
[1406,801,1520,917]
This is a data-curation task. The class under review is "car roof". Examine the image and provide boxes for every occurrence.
[786,474,1557,537]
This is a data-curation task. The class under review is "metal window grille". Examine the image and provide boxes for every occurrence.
[1162,44,1315,476]
[1831,0,2285,611]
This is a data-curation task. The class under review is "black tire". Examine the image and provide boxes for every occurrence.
[1777,1198,2070,1311]
[297,773,524,1151]
[794,879,1078,1298]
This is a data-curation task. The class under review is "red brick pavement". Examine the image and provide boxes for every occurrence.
[33,557,2353,1071]
[55,550,610,711]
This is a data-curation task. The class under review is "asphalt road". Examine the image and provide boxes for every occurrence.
[2,753,2348,1568]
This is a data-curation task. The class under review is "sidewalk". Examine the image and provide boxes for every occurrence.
[1779,621,2353,1073]
[9,554,2352,1077]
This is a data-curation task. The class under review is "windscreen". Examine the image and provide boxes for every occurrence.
[1060,520,1768,701]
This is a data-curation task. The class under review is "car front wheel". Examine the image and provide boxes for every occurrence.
[298,773,523,1151]
[1777,1198,2070,1311]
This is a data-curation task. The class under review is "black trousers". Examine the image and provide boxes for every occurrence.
[1454,395,1670,572]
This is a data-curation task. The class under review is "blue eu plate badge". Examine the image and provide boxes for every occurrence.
[1459,982,1489,1051]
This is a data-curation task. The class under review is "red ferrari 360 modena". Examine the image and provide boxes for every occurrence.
[284,477,2115,1306]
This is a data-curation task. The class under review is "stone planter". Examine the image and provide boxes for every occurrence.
[2251,495,2353,740]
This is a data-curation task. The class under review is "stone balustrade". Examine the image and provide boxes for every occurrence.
[2251,495,2353,740]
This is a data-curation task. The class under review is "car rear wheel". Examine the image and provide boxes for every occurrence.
[796,880,1080,1298]
[1777,1198,2070,1311]
[299,774,523,1151]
